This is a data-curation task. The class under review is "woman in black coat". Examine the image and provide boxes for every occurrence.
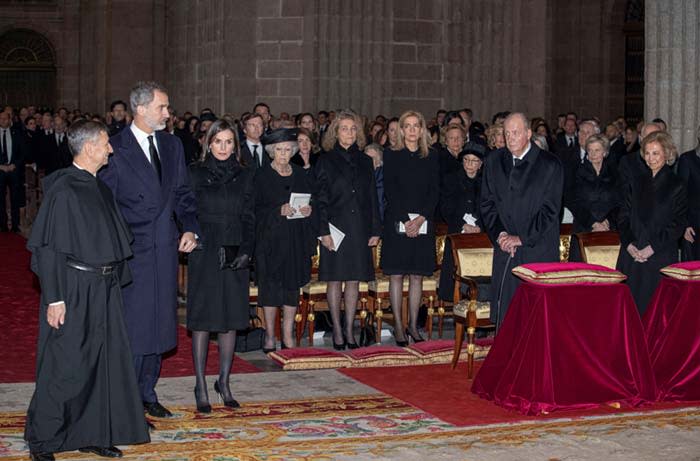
[616,131,688,315]
[438,143,485,302]
[568,134,620,261]
[678,144,700,260]
[315,110,381,349]
[381,111,440,345]
[255,129,316,352]
[188,120,254,413]
[290,127,320,171]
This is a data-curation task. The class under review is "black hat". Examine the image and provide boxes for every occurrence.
[261,128,299,145]
[458,142,486,161]
[199,112,217,122]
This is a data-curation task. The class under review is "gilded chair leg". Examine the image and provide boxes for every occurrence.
[307,301,316,347]
[438,300,445,339]
[375,298,383,344]
[295,299,305,347]
[425,295,434,340]
[359,298,368,329]
[452,321,464,369]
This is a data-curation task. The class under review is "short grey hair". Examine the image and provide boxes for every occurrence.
[264,141,299,158]
[129,81,168,113]
[585,133,610,155]
[67,120,108,157]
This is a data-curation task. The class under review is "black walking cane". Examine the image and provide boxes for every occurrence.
[494,254,512,335]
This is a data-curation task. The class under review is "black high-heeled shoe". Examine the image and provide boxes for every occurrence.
[262,332,277,354]
[214,380,240,409]
[393,330,408,347]
[405,328,425,343]
[332,337,346,350]
[193,387,211,414]
[345,332,359,349]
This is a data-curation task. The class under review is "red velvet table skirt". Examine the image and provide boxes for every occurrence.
[643,277,700,401]
[472,282,657,415]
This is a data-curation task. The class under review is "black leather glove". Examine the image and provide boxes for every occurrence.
[231,253,250,270]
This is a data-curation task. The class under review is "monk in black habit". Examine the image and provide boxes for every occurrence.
[480,113,564,328]
[25,120,149,461]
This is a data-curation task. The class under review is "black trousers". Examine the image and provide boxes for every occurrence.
[0,168,21,229]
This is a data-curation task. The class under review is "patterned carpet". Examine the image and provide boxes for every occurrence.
[2,393,700,460]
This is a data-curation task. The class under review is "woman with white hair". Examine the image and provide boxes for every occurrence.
[255,128,316,352]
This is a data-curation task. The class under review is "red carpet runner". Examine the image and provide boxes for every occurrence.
[0,233,257,383]
[341,361,700,427]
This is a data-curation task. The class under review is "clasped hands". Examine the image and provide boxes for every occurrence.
[627,243,654,263]
[403,215,426,238]
[281,203,312,218]
[497,232,522,257]
[591,219,610,232]
[0,164,16,173]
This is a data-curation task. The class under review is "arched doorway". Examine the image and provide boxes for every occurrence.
[0,28,57,108]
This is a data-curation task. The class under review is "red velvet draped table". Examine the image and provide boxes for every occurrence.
[472,282,657,415]
[643,277,700,401]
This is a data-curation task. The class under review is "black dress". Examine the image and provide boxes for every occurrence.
[381,147,440,276]
[616,166,687,315]
[254,163,316,306]
[568,158,620,261]
[315,142,381,281]
[678,150,700,260]
[25,166,149,454]
[438,168,481,300]
[187,156,254,331]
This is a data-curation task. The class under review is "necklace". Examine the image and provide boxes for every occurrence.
[272,163,292,176]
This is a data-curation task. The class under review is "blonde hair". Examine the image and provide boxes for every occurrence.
[485,123,504,149]
[321,109,367,151]
[396,110,431,158]
[440,123,467,146]
[641,131,678,166]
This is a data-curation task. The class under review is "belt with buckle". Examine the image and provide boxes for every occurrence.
[66,259,117,275]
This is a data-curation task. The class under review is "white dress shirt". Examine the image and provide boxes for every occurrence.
[130,123,159,164]
[0,127,12,164]
[246,139,262,166]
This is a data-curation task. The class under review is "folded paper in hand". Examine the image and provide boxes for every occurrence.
[398,213,427,235]
[318,222,345,251]
[288,192,311,219]
[463,213,477,226]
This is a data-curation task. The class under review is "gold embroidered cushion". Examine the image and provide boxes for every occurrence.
[660,262,700,281]
[511,262,626,285]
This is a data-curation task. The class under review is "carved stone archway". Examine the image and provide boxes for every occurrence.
[0,28,57,108]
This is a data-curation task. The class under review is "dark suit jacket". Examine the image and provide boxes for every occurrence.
[678,149,700,260]
[37,131,71,174]
[240,142,270,170]
[100,127,200,355]
[1,126,26,169]
[554,132,578,153]
[608,136,627,167]
[480,142,563,324]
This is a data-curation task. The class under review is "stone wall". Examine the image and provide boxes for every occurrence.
[645,0,700,152]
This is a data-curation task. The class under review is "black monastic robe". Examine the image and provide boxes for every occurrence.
[24,165,149,454]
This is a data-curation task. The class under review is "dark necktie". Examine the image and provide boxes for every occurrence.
[0,130,7,164]
[513,157,523,167]
[147,135,162,181]
[253,145,260,167]
[568,137,573,147]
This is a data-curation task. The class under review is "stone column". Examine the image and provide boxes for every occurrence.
[645,0,700,151]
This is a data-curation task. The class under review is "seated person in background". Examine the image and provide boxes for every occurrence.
[438,142,484,302]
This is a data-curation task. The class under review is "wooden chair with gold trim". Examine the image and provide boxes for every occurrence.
[576,231,621,269]
[449,232,495,378]
[368,239,438,342]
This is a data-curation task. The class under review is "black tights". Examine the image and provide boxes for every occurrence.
[389,274,423,342]
[192,329,237,404]
[327,280,359,344]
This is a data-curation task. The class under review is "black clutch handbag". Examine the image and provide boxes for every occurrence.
[218,245,240,270]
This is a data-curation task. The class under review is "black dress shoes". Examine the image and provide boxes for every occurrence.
[143,401,173,418]
[79,446,123,458]
[29,452,55,461]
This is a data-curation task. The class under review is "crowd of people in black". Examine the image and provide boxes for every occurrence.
[7,81,700,460]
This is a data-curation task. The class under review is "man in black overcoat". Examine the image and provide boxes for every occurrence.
[0,111,26,232]
[678,132,700,260]
[480,113,564,328]
[25,120,149,461]
[100,81,200,419]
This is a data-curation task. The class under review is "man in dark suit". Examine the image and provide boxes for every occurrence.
[480,113,564,328]
[100,81,200,419]
[0,111,26,232]
[554,117,578,153]
[239,113,268,170]
[107,100,128,137]
[606,122,627,167]
[40,116,72,175]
